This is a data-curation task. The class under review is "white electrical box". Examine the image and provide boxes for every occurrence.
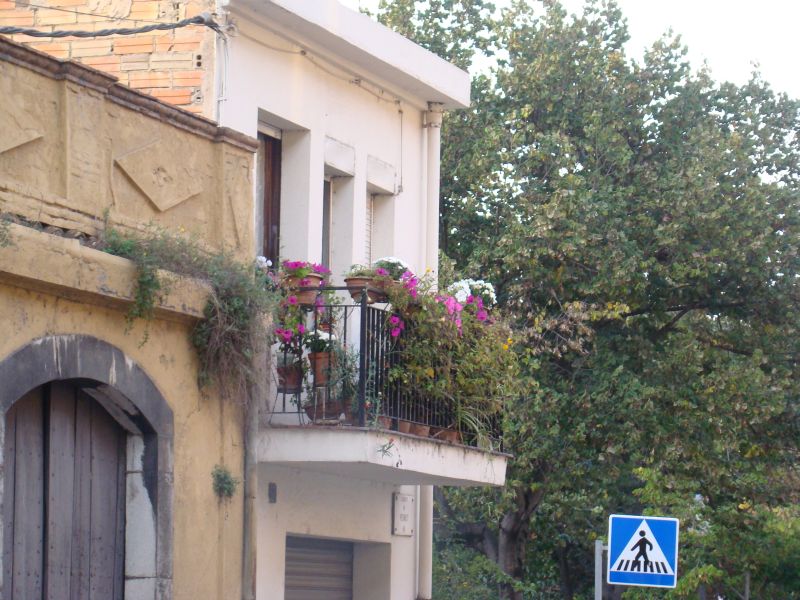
[392,492,415,536]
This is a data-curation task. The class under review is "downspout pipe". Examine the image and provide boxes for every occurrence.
[417,485,434,599]
[419,102,443,600]
[242,317,269,600]
[425,103,443,278]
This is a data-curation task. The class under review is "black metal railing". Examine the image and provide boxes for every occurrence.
[270,286,503,451]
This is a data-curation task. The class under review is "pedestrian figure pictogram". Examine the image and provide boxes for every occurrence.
[607,515,679,588]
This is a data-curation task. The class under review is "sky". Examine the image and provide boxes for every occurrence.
[339,0,800,99]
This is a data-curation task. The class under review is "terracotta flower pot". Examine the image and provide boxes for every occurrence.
[431,427,461,444]
[276,363,303,393]
[409,423,430,437]
[308,351,333,386]
[284,272,324,305]
[344,277,387,303]
[375,415,392,430]
[397,419,413,434]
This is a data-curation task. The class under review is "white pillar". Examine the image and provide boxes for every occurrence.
[417,485,434,599]
[424,103,443,278]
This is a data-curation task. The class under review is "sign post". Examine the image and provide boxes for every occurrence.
[607,515,679,589]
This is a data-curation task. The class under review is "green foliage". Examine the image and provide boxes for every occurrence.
[378,0,800,597]
[0,215,11,248]
[102,228,279,400]
[211,464,239,500]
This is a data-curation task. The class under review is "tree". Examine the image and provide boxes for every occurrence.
[377,1,800,598]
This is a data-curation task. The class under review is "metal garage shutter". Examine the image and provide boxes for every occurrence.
[285,536,354,600]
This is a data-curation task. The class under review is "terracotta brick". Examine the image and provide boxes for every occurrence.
[149,51,193,69]
[128,70,170,88]
[29,40,70,58]
[154,30,204,52]
[148,87,193,104]
[34,8,77,25]
[172,69,201,87]
[128,0,158,20]
[70,38,112,57]
[80,53,121,73]
[0,9,35,26]
[113,35,154,54]
[0,1,17,9]
[120,52,149,70]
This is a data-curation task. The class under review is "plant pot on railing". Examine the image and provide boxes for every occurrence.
[280,260,330,305]
[277,361,304,393]
[343,276,387,303]
[430,427,462,444]
[308,351,333,386]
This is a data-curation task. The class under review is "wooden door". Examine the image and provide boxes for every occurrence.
[3,382,126,600]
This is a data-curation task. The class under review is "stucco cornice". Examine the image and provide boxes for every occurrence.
[0,36,258,152]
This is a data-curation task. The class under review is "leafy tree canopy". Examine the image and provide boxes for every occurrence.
[376,1,800,598]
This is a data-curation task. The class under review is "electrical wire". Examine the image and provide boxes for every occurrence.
[0,13,219,38]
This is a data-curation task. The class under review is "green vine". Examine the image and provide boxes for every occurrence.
[0,215,11,248]
[101,227,280,401]
[211,464,239,500]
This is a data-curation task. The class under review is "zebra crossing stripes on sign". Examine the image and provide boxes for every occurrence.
[607,515,679,588]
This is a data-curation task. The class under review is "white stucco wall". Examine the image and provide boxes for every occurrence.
[257,465,419,600]
[218,19,437,278]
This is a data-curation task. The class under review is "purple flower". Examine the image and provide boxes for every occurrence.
[282,260,307,270]
[275,328,293,343]
[297,324,306,334]
[312,263,331,275]
[391,327,402,338]
[287,295,299,306]
[389,315,402,326]
[401,270,415,282]
[476,309,488,322]
[375,267,389,277]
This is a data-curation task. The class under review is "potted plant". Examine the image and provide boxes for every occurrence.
[280,260,330,304]
[343,264,385,303]
[304,331,335,386]
[275,351,305,393]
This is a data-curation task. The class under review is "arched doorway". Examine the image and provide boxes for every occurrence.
[0,335,175,600]
[4,381,126,598]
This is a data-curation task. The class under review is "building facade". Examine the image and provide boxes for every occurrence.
[0,2,508,599]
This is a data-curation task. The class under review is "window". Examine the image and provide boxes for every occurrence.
[259,132,282,264]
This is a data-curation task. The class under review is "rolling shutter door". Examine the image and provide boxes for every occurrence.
[285,536,354,600]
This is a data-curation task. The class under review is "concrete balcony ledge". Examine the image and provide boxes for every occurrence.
[257,425,508,487]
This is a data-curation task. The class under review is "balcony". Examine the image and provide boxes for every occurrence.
[261,286,509,487]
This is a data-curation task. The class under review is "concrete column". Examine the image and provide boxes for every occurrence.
[424,103,443,277]
[417,485,434,599]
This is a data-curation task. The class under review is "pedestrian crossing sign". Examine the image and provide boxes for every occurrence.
[607,514,679,588]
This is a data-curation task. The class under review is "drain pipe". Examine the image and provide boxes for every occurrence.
[417,485,434,599]
[242,318,269,600]
[424,103,443,278]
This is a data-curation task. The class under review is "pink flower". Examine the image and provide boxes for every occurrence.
[275,328,293,343]
[442,296,462,315]
[299,278,310,287]
[297,324,306,334]
[401,270,415,282]
[409,288,419,299]
[476,309,488,322]
[287,295,299,306]
[375,267,389,277]
[391,327,402,338]
[282,260,307,270]
[389,315,401,326]
[312,263,331,275]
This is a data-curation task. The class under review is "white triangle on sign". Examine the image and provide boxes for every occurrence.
[610,520,674,575]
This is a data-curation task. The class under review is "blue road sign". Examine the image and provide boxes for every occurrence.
[607,514,679,588]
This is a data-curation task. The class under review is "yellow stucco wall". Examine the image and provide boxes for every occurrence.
[0,38,257,599]
[0,225,245,600]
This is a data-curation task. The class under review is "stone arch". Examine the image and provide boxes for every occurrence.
[0,334,174,599]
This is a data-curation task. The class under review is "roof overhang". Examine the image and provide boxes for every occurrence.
[224,0,471,109]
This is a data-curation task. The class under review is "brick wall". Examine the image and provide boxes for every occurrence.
[0,0,216,116]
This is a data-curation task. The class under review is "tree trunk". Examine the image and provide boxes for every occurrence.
[496,487,545,599]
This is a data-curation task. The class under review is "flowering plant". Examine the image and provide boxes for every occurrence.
[280,260,331,285]
[447,279,496,307]
[372,256,412,280]
[345,264,377,278]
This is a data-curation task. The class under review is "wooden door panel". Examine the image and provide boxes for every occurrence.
[3,384,126,600]
[10,388,45,600]
[69,394,92,600]
[87,401,124,600]
[47,382,77,600]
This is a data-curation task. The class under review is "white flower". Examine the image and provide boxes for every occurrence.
[448,278,496,306]
[256,256,273,269]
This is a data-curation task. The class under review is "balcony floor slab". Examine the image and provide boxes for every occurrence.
[257,426,508,487]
